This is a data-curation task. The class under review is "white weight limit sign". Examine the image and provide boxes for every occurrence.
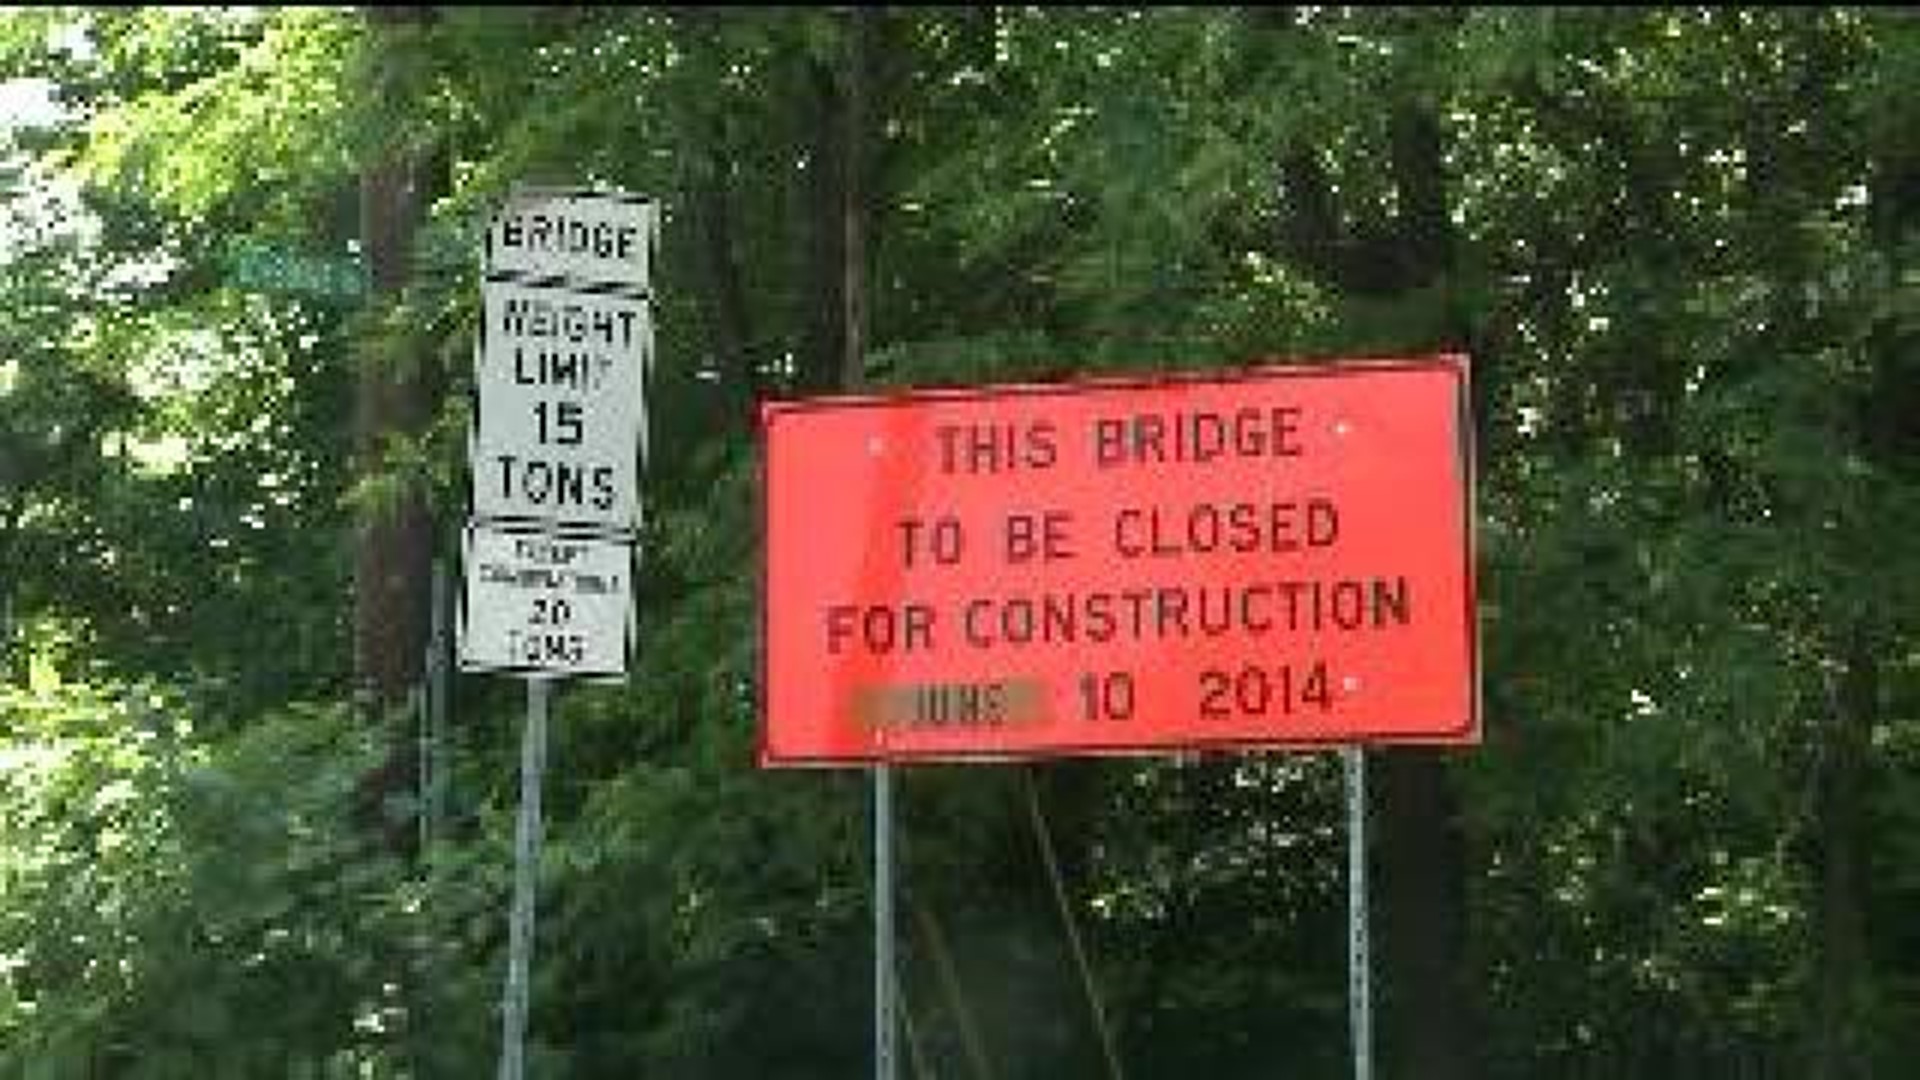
[472,281,651,535]
[459,522,636,678]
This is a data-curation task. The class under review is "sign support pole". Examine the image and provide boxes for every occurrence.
[874,764,898,1080]
[498,677,550,1080]
[1344,746,1372,1080]
[426,559,449,845]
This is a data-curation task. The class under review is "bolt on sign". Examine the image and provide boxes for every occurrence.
[758,355,1478,765]
[459,188,657,679]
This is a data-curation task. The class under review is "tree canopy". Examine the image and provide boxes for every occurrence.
[1,7,1917,1078]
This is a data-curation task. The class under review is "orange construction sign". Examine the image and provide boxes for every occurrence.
[758,355,1478,765]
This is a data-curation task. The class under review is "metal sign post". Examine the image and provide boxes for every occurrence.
[498,677,551,1080]
[1344,746,1372,1080]
[873,764,898,1080]
[429,560,449,843]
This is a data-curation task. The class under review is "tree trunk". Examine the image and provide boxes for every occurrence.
[1806,103,1920,1080]
[1,584,16,686]
[1810,623,1876,1080]
[0,509,18,685]
[352,4,437,857]
[1268,60,1484,1075]
[677,9,758,433]
[693,139,757,432]
[1377,750,1477,1080]
[840,7,873,393]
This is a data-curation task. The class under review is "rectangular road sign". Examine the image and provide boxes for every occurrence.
[458,521,636,677]
[486,189,656,291]
[758,355,1477,766]
[226,243,365,302]
[471,279,650,534]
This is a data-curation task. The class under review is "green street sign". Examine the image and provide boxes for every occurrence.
[225,243,366,302]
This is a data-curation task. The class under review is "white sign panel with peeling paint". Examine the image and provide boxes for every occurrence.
[464,186,653,680]
[471,280,651,534]
[458,521,636,677]
[485,189,657,292]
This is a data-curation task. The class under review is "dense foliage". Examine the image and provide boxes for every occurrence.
[1,7,1916,1078]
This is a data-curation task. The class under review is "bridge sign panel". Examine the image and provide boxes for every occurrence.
[758,356,1477,765]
